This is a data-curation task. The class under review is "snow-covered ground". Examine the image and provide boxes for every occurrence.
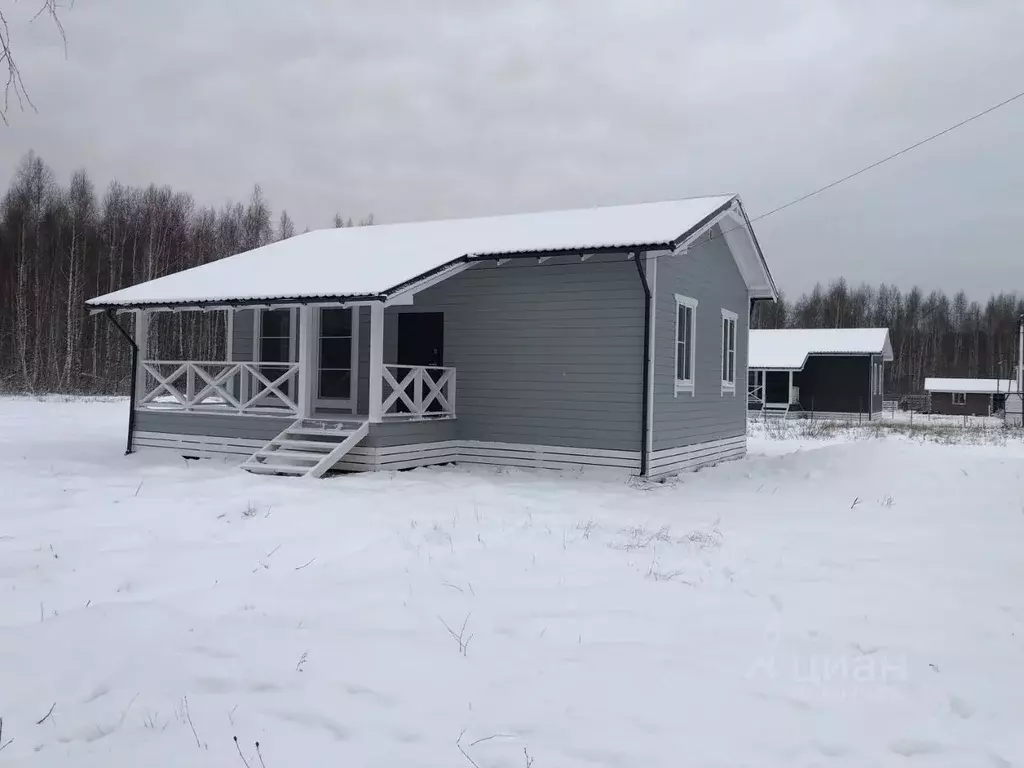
[3,397,1024,767]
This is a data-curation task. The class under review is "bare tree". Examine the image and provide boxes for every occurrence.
[0,0,67,124]
[0,149,378,394]
[277,209,295,240]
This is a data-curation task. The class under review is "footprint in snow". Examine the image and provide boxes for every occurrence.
[272,710,351,741]
[889,738,948,757]
[82,684,110,704]
[813,741,849,757]
[949,695,973,719]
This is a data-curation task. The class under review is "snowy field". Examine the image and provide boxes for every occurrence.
[3,398,1024,767]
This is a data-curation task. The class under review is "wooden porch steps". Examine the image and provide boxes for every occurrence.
[760,403,792,419]
[241,418,369,478]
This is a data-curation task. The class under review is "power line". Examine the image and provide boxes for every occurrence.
[747,87,1024,226]
[123,86,1024,308]
[501,85,1024,280]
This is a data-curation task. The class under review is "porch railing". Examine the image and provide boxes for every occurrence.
[139,360,300,416]
[381,364,456,418]
[748,381,764,408]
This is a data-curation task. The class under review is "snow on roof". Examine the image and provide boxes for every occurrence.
[87,195,772,308]
[924,378,1021,394]
[749,328,894,370]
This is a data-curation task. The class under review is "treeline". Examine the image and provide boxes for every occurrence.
[753,280,1024,394]
[2,151,1020,396]
[0,152,368,393]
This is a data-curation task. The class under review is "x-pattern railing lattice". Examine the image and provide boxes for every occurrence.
[140,360,300,415]
[381,364,456,418]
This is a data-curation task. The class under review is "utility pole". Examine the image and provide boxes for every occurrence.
[1018,314,1023,396]
[1012,314,1024,427]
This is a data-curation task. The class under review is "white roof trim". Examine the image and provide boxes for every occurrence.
[719,204,777,300]
[673,200,777,301]
[749,328,894,371]
[86,195,777,309]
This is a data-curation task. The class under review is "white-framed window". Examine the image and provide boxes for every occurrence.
[674,294,698,396]
[952,392,967,406]
[720,309,737,394]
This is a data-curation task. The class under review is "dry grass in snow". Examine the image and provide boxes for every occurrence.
[2,397,1024,766]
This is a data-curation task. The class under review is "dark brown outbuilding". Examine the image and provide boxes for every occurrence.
[924,378,1021,417]
[928,391,992,417]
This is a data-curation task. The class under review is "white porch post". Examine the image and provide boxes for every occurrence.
[134,309,149,404]
[297,305,316,418]
[242,309,258,405]
[788,370,794,404]
[225,308,237,405]
[368,302,385,422]
[225,308,234,360]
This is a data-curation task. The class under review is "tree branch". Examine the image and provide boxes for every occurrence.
[0,1,68,125]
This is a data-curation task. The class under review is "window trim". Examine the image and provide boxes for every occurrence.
[674,294,698,397]
[720,308,738,395]
[952,392,967,406]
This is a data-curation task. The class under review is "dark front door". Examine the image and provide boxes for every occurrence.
[396,313,444,413]
[397,312,444,366]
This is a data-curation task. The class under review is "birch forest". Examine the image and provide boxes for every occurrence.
[0,152,367,394]
[1,151,1021,396]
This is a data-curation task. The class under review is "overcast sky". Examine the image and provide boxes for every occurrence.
[3,0,1023,298]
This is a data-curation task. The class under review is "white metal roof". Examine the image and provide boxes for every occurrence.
[749,328,894,371]
[87,195,776,308]
[924,378,1021,394]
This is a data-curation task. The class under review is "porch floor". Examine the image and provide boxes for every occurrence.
[137,405,456,424]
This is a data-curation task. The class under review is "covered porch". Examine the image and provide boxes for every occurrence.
[747,368,800,417]
[133,302,456,424]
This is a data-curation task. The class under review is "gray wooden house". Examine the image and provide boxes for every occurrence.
[87,196,777,479]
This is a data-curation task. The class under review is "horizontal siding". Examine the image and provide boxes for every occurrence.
[652,226,749,452]
[134,432,265,460]
[386,256,644,452]
[134,410,289,440]
[346,440,639,474]
[930,391,991,416]
[797,355,873,415]
[649,436,746,478]
[364,418,460,448]
[450,385,642,401]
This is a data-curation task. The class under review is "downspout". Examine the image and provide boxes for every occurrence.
[632,252,652,478]
[105,310,139,455]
